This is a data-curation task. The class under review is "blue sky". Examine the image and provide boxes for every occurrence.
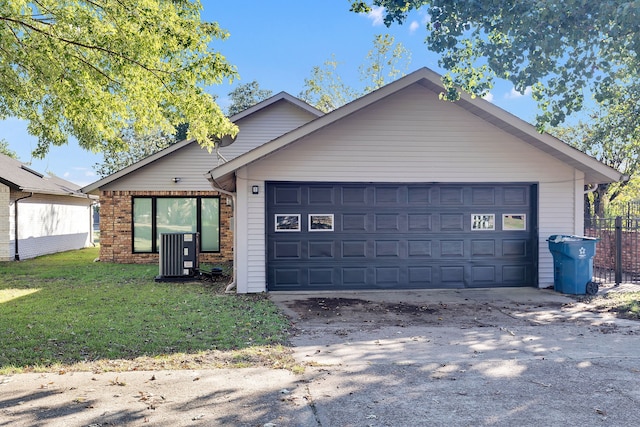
[1,1,539,186]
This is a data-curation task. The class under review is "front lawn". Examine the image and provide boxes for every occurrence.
[0,248,294,374]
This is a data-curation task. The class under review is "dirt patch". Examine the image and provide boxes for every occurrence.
[286,297,557,328]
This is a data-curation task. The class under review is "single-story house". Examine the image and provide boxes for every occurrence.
[0,153,97,261]
[207,67,623,293]
[81,92,323,265]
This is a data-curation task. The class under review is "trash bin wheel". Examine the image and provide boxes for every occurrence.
[586,281,599,296]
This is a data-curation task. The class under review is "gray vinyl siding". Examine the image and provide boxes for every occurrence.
[237,84,581,292]
[102,101,318,191]
[219,100,319,160]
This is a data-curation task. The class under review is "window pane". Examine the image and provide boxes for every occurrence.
[133,198,152,252]
[201,198,220,252]
[156,198,197,248]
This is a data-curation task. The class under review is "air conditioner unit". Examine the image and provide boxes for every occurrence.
[156,233,199,281]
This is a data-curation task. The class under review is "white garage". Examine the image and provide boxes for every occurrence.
[207,68,622,293]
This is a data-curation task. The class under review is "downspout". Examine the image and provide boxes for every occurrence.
[87,196,98,247]
[584,183,598,194]
[207,173,237,293]
[14,192,33,260]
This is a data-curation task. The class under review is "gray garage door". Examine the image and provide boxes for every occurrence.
[266,182,537,291]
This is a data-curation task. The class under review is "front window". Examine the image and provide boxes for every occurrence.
[133,196,220,253]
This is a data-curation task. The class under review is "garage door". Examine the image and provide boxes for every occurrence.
[266,182,537,291]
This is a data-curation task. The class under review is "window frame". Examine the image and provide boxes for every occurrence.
[132,196,221,254]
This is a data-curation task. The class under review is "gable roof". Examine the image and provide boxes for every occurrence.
[208,67,623,190]
[82,92,323,194]
[0,153,90,198]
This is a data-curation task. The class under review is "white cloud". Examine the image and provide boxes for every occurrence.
[63,172,70,177]
[367,5,385,26]
[409,21,420,33]
[85,170,96,177]
[482,92,494,102]
[504,86,532,99]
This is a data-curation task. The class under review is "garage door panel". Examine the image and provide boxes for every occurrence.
[273,241,301,259]
[408,240,433,257]
[440,213,465,231]
[308,187,334,204]
[342,186,368,205]
[267,182,536,290]
[375,186,402,205]
[274,187,301,205]
[409,266,433,284]
[472,265,496,283]
[504,187,528,204]
[408,214,432,231]
[342,213,368,231]
[472,187,496,205]
[408,187,432,205]
[309,241,334,258]
[503,239,528,256]
[471,240,496,256]
[309,268,334,285]
[376,267,400,285]
[375,240,401,257]
[441,240,464,257]
[440,187,464,204]
[375,214,401,231]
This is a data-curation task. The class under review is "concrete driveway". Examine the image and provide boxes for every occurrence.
[2,287,639,426]
[271,287,640,426]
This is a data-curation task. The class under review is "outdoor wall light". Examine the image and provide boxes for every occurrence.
[252,185,259,195]
[172,177,181,183]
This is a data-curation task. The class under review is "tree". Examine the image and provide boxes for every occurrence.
[93,81,273,177]
[350,1,640,130]
[551,109,640,218]
[227,81,273,116]
[299,34,411,112]
[93,129,179,178]
[0,1,238,158]
[298,55,358,113]
[0,138,18,159]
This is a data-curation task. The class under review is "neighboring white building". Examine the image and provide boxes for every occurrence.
[208,68,623,293]
[0,153,96,261]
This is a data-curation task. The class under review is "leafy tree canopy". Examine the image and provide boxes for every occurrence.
[350,1,640,130]
[0,0,238,158]
[300,34,411,112]
[227,81,273,116]
[0,138,18,159]
[94,129,178,178]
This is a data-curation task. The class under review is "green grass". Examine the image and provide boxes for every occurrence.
[591,291,640,320]
[0,248,294,373]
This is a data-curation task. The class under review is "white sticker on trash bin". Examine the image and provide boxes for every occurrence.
[579,247,586,258]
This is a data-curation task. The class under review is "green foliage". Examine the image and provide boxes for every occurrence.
[0,1,238,158]
[93,128,178,178]
[0,248,291,372]
[227,81,273,116]
[0,138,18,159]
[360,34,412,93]
[550,109,640,216]
[350,1,640,131]
[299,56,359,113]
[299,34,411,112]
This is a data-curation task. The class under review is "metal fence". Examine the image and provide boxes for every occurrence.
[585,216,640,284]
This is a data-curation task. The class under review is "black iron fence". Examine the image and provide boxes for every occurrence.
[585,216,640,284]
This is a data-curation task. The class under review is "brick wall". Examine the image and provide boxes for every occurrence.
[99,190,233,264]
[590,228,640,273]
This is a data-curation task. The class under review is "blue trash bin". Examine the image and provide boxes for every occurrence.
[547,235,599,295]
